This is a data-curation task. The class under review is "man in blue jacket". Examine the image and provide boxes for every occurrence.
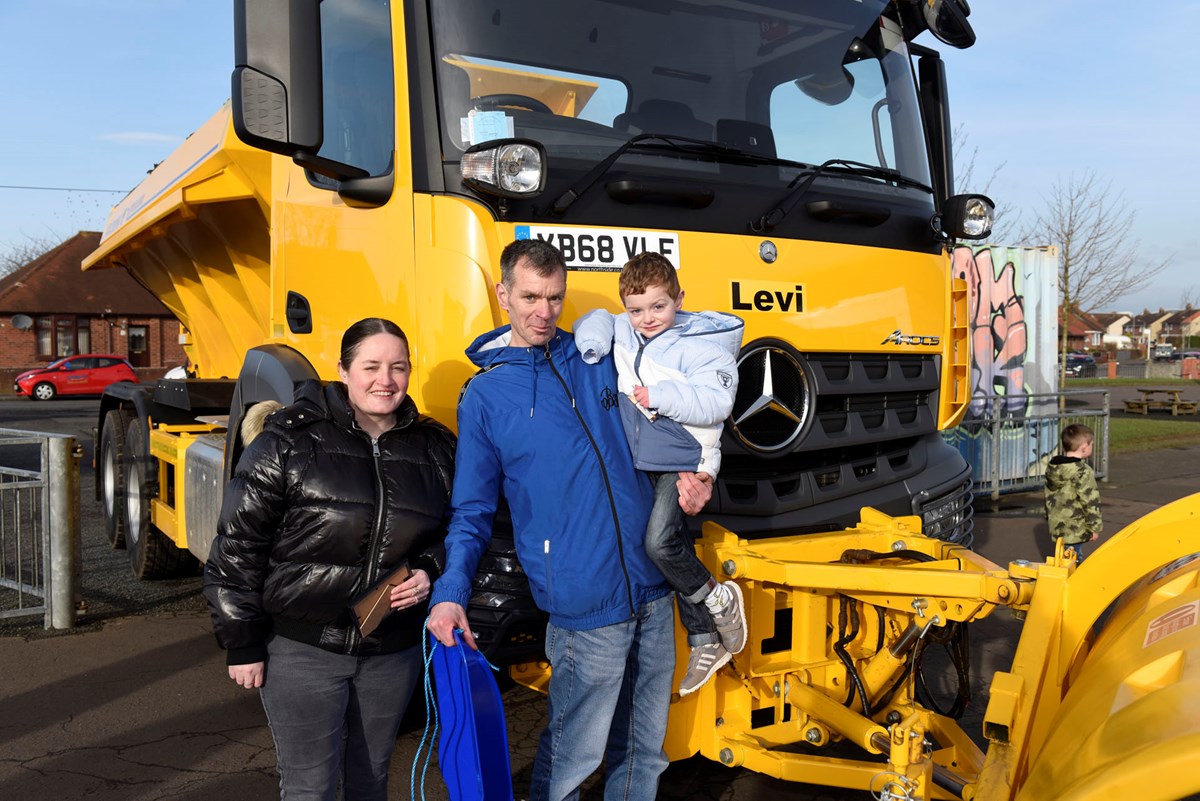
[428,238,711,801]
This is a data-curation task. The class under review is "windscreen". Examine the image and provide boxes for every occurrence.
[429,0,932,194]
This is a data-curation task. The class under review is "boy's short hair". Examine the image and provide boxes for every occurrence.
[1061,423,1094,453]
[619,252,681,300]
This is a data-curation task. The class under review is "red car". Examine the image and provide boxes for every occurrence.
[14,354,138,400]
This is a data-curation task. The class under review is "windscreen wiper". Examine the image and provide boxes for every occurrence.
[750,159,933,233]
[550,133,810,216]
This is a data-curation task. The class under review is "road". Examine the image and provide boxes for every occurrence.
[0,397,878,799]
[1,395,1197,800]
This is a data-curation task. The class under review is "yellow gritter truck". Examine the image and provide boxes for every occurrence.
[83,1,1200,798]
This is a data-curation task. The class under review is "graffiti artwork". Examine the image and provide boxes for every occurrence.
[947,246,1063,493]
[953,246,1028,419]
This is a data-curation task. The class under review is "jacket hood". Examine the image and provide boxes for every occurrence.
[465,325,571,367]
[1044,456,1086,490]
[670,310,744,356]
[464,326,578,417]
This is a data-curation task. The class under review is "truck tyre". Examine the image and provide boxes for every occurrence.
[100,408,132,549]
[124,418,196,579]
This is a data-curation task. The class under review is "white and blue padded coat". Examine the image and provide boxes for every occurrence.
[574,309,744,478]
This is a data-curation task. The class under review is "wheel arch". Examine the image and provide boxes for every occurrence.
[223,345,322,483]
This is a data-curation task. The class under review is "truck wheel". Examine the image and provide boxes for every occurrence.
[124,418,196,579]
[100,408,132,548]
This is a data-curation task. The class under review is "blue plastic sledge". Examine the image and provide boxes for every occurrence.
[430,630,515,801]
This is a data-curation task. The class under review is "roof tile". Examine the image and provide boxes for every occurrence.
[0,232,171,316]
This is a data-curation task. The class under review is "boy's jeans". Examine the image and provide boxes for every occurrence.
[644,471,719,647]
[528,595,674,801]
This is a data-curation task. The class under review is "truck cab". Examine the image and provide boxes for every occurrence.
[243,0,990,540]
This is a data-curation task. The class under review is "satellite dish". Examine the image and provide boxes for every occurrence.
[11,314,33,330]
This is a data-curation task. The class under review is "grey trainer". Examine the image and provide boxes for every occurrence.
[713,581,747,654]
[678,642,731,696]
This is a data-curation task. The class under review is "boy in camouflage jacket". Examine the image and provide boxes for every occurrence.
[1044,423,1102,559]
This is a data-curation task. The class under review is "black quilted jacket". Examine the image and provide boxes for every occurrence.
[203,380,455,665]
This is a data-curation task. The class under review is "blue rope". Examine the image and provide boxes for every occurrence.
[408,625,503,801]
[410,618,440,801]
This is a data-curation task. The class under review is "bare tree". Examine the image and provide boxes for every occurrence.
[1,236,57,276]
[1181,285,1199,309]
[1018,171,1168,387]
[952,125,1015,241]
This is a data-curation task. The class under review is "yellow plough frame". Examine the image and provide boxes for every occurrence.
[515,497,1200,800]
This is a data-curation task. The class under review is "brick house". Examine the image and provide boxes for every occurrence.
[1160,306,1200,351]
[1061,307,1105,353]
[1090,311,1131,348]
[0,231,185,390]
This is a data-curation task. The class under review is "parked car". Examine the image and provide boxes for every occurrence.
[1063,353,1097,378]
[13,354,138,400]
[1165,350,1200,362]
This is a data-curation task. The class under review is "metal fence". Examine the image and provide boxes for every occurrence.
[0,430,81,628]
[944,391,1110,500]
[1079,359,1198,380]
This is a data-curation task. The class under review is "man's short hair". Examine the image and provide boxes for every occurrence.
[500,239,567,288]
[618,252,681,300]
[1061,423,1094,453]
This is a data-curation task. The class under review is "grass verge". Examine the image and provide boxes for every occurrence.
[1109,416,1200,453]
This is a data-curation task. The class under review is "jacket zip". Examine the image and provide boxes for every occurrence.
[345,435,389,654]
[543,342,636,617]
[364,436,388,587]
[633,337,647,385]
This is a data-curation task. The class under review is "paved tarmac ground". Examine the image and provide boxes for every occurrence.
[0,397,1197,801]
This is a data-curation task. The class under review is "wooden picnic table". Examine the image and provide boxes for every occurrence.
[1123,387,1200,416]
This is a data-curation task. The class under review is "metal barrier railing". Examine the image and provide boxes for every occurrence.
[0,431,80,629]
[944,391,1110,500]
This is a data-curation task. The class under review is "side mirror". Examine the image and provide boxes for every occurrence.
[232,0,324,154]
[920,0,976,49]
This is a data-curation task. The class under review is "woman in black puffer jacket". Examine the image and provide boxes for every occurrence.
[203,318,455,801]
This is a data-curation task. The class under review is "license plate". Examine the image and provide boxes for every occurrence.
[514,226,680,272]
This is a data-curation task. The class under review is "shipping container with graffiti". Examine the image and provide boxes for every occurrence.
[945,245,1077,493]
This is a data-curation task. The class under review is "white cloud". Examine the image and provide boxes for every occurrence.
[97,132,183,145]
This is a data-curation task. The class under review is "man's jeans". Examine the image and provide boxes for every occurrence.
[644,471,718,646]
[528,594,675,801]
[259,634,422,801]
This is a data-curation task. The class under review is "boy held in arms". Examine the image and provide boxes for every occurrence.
[575,252,746,695]
[1044,423,1102,560]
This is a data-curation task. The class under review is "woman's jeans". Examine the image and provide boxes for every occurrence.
[528,594,675,801]
[259,634,422,801]
[644,471,718,647]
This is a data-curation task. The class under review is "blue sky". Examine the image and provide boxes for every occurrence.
[1,1,1195,313]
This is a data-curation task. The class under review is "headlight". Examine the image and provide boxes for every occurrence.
[461,139,547,198]
[936,193,994,240]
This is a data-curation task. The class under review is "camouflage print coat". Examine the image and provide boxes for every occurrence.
[1043,456,1103,545]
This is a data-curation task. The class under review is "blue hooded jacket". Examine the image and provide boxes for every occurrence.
[429,326,667,631]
